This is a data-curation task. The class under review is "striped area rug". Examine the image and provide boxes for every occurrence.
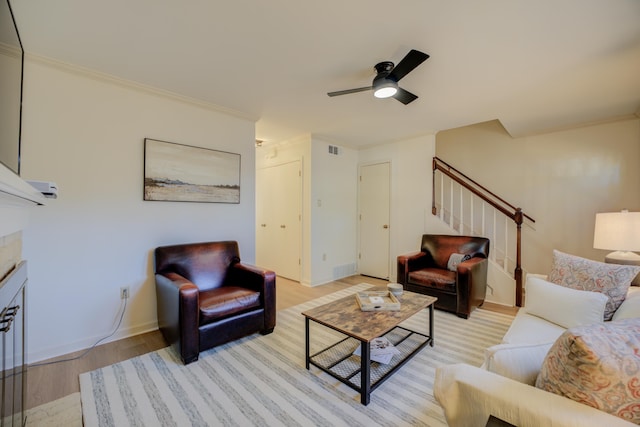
[80,284,513,426]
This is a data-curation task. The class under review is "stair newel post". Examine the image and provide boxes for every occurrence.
[514,208,524,307]
[432,158,437,215]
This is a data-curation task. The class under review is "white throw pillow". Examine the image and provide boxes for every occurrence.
[483,342,554,385]
[612,286,640,321]
[525,275,608,328]
[548,250,640,320]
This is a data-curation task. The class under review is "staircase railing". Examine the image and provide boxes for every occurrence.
[432,157,535,306]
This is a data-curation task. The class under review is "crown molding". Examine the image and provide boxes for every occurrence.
[24,53,258,123]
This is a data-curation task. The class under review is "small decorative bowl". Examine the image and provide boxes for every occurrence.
[387,283,403,297]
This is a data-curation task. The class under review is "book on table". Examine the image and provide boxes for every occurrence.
[353,336,401,364]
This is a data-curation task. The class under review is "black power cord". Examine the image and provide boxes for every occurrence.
[30,296,128,368]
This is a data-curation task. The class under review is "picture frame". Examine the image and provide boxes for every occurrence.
[144,138,240,203]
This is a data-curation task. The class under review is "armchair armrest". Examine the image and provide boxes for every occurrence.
[456,257,488,317]
[397,251,428,284]
[229,263,277,331]
[434,363,635,427]
[155,272,199,364]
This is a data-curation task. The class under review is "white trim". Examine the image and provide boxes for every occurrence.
[25,53,258,123]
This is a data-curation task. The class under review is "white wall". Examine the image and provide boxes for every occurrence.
[20,57,257,362]
[358,134,439,281]
[310,138,358,285]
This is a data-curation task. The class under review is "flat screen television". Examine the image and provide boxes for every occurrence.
[0,0,24,175]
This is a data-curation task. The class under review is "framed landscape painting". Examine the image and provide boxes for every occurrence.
[144,138,240,203]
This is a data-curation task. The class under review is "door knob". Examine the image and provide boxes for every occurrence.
[261,224,266,227]
[383,224,389,229]
[280,224,286,228]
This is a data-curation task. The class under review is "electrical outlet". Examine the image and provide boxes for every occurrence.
[120,286,130,299]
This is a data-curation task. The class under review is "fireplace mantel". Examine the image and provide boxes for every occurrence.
[0,163,46,238]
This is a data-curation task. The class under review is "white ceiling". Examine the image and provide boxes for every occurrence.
[11,0,640,148]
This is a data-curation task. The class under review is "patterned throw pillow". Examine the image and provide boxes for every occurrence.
[548,250,640,320]
[447,253,471,271]
[535,318,640,424]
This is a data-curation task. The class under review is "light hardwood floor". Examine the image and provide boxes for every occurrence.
[26,275,516,410]
[27,275,382,409]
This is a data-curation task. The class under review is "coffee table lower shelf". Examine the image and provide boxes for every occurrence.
[307,326,432,404]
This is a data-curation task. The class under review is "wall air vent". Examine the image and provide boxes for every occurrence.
[328,145,340,155]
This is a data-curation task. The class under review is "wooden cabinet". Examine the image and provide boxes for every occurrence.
[0,261,27,427]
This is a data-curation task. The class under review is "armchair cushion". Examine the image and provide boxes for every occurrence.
[408,268,456,291]
[199,287,261,324]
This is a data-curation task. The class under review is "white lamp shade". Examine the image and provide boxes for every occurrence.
[593,211,640,252]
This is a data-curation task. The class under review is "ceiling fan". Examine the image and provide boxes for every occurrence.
[327,49,429,105]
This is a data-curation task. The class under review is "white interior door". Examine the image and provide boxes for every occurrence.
[358,162,390,279]
[256,161,302,281]
[256,167,276,271]
[273,161,302,280]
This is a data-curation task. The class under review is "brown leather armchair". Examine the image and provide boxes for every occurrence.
[154,241,276,364]
[397,234,490,319]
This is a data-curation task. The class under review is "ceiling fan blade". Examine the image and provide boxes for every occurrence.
[388,49,429,82]
[393,87,418,105]
[327,86,373,97]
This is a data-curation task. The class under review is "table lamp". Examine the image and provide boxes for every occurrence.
[593,210,640,285]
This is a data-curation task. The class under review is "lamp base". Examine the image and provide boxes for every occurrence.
[604,251,640,286]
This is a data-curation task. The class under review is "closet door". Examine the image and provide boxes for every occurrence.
[256,161,302,281]
[256,166,277,272]
[358,162,390,279]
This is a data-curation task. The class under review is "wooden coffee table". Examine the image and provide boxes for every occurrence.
[302,287,437,405]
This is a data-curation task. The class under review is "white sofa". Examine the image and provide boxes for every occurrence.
[434,274,640,427]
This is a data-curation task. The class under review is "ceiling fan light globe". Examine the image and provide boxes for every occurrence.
[374,85,398,99]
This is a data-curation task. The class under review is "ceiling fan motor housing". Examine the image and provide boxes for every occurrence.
[373,61,395,87]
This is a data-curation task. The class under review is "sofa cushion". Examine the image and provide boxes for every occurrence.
[483,341,554,385]
[502,310,567,345]
[535,318,640,424]
[525,275,608,329]
[548,250,640,320]
[612,286,640,321]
